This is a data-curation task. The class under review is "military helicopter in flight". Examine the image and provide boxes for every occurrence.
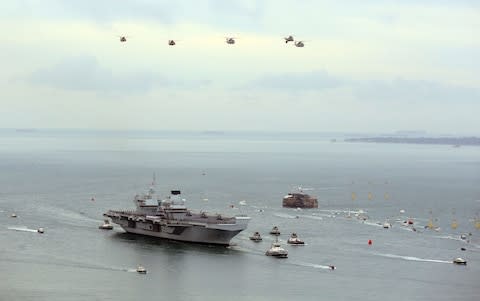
[225,37,236,45]
[168,40,177,46]
[284,35,294,43]
[294,40,305,47]
[118,36,128,42]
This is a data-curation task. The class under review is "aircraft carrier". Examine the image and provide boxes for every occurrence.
[104,186,250,245]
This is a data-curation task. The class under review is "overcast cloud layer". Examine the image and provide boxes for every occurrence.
[1,0,479,134]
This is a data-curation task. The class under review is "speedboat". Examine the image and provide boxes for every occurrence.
[99,219,113,230]
[269,226,280,236]
[287,233,305,245]
[265,240,288,258]
[383,222,391,229]
[136,265,147,273]
[453,258,467,265]
[249,231,262,242]
[11,213,17,218]
[239,200,247,206]
[460,234,467,240]
[37,227,44,234]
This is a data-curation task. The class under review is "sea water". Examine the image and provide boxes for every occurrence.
[0,130,479,301]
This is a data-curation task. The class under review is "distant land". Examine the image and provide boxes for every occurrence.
[2,129,480,145]
[345,137,480,146]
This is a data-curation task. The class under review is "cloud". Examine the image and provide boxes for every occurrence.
[354,78,480,103]
[28,56,210,94]
[2,0,267,29]
[2,0,179,24]
[246,70,344,91]
[244,70,480,103]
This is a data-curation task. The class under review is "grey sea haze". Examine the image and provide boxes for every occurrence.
[0,131,479,301]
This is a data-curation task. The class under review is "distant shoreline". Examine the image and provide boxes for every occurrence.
[345,137,480,146]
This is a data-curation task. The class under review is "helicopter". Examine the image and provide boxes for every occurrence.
[225,37,236,45]
[294,40,305,47]
[118,36,128,42]
[168,40,177,46]
[284,35,294,43]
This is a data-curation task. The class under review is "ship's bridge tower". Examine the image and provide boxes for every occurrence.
[161,190,187,219]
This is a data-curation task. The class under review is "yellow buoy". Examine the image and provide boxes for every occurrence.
[384,193,389,200]
[475,219,480,230]
[351,192,356,201]
[368,192,373,200]
[451,219,458,230]
[427,219,435,230]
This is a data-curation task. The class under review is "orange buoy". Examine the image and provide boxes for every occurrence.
[368,239,372,245]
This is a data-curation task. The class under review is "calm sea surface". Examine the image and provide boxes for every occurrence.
[1,131,479,301]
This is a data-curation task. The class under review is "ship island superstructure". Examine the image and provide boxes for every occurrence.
[104,186,250,245]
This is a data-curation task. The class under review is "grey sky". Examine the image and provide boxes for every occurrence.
[1,0,479,134]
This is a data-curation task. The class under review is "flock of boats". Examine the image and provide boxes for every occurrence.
[7,180,473,269]
[249,227,306,259]
[9,213,45,233]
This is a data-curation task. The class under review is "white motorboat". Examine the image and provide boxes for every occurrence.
[99,219,114,230]
[37,227,44,234]
[11,213,17,218]
[269,226,280,236]
[265,240,288,258]
[136,265,147,273]
[287,233,305,245]
[383,222,391,229]
[249,231,262,242]
[453,258,467,265]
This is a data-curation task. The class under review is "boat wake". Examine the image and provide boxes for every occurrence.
[0,256,138,273]
[297,214,323,221]
[433,235,466,242]
[373,252,451,264]
[363,221,383,228]
[273,213,299,219]
[7,226,38,233]
[290,261,335,270]
[34,206,101,228]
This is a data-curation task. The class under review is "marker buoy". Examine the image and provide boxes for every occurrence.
[368,239,372,245]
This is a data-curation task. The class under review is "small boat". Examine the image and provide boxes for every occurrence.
[453,258,467,265]
[136,265,147,274]
[460,234,467,240]
[269,226,280,236]
[287,233,305,245]
[99,219,113,230]
[383,222,391,229]
[239,200,247,206]
[265,240,288,258]
[249,231,262,242]
[11,213,17,218]
[37,227,44,234]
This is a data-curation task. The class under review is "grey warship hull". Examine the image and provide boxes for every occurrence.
[105,210,249,245]
[104,186,250,245]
